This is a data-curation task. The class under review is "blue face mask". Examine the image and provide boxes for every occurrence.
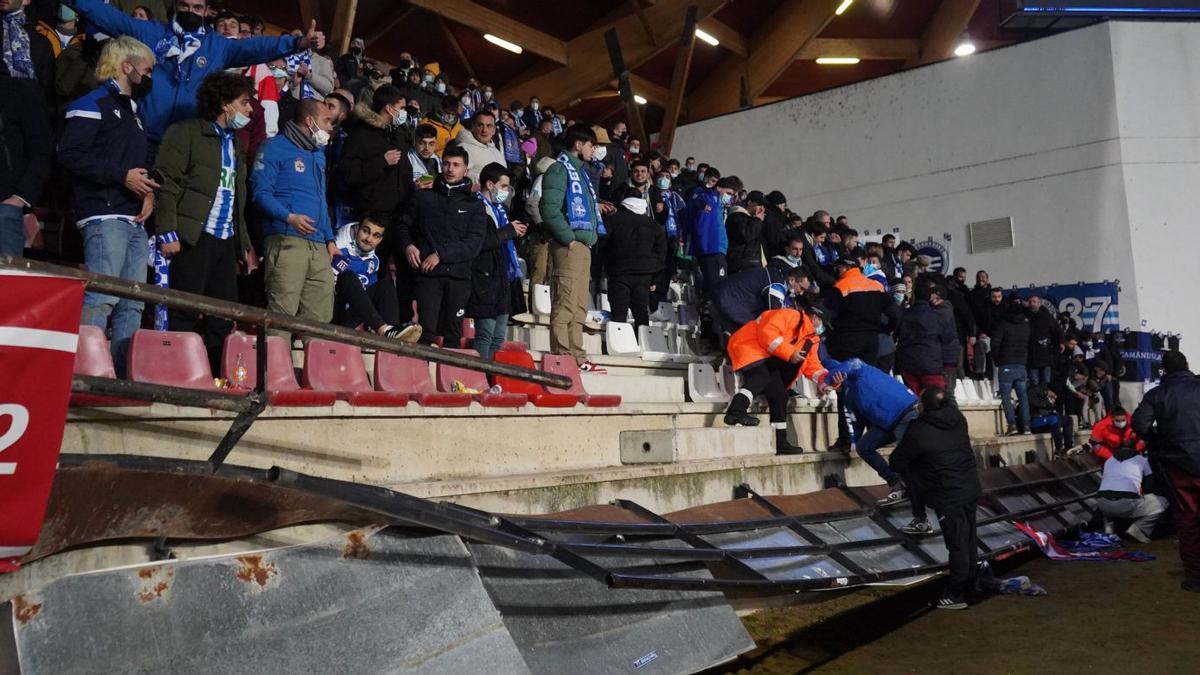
[863,263,879,277]
[893,293,906,303]
[785,255,802,267]
[719,192,732,206]
[814,322,825,336]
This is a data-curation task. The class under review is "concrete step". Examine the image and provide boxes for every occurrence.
[582,373,686,403]
[620,426,773,464]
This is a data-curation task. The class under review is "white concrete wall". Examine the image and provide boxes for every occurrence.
[673,21,1200,352]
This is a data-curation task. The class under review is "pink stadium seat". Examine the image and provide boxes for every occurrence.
[221,333,335,407]
[70,326,145,407]
[374,352,471,407]
[128,329,218,391]
[493,350,579,408]
[435,348,527,407]
[302,338,409,407]
[499,341,529,352]
[541,354,622,407]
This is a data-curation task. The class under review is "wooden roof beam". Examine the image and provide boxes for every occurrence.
[906,0,981,68]
[799,38,920,61]
[364,6,415,49]
[659,5,699,156]
[329,0,359,57]
[696,17,746,57]
[407,0,569,65]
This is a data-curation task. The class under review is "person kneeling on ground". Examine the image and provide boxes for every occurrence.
[1086,406,1143,459]
[889,387,981,610]
[1096,443,1167,544]
[723,306,833,455]
[824,358,926,521]
[331,215,421,342]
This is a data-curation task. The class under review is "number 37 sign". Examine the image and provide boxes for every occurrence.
[0,273,83,572]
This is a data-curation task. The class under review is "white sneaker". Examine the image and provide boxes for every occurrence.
[1125,525,1151,544]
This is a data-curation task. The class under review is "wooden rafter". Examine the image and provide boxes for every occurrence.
[364,6,415,49]
[687,0,842,121]
[696,17,745,57]
[659,5,698,156]
[498,0,727,111]
[906,0,981,68]
[298,0,320,29]
[407,0,569,65]
[607,75,672,108]
[628,0,657,46]
[800,38,920,61]
[437,16,477,80]
[329,0,359,56]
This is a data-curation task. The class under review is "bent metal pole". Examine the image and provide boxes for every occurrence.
[0,256,572,389]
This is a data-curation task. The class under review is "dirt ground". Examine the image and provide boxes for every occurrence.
[705,538,1199,674]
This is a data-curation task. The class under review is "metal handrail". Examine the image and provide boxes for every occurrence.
[1,255,571,389]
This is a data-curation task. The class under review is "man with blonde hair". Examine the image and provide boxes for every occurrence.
[58,36,158,374]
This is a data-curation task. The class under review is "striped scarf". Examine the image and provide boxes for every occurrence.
[1,10,34,79]
[480,194,523,282]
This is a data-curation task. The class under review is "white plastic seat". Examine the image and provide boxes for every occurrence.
[605,321,641,355]
[953,379,969,402]
[638,324,673,362]
[672,326,704,363]
[962,379,982,402]
[718,361,741,397]
[533,284,552,316]
[688,363,731,402]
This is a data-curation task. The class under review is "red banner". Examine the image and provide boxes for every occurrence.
[0,272,83,572]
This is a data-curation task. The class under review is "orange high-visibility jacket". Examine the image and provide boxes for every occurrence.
[727,308,828,386]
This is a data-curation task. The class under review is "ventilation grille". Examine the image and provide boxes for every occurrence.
[967,217,1014,253]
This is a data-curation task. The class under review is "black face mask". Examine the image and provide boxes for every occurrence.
[398,59,412,70]
[175,10,204,33]
[130,72,153,99]
[351,47,363,57]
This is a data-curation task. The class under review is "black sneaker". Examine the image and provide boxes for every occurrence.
[829,438,852,451]
[902,518,934,535]
[934,596,968,610]
[385,323,422,343]
[724,411,760,427]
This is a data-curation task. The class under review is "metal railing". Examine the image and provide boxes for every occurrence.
[2,255,572,470]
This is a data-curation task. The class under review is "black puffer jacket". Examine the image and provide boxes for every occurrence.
[1133,370,1200,476]
[604,205,666,277]
[725,206,763,273]
[1027,306,1063,368]
[889,404,981,510]
[468,212,520,318]
[896,300,956,376]
[0,77,52,206]
[399,176,485,279]
[335,103,413,217]
[990,307,1030,367]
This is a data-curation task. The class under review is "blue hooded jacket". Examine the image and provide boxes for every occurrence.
[250,133,334,244]
[824,357,917,430]
[682,186,727,256]
[72,0,299,142]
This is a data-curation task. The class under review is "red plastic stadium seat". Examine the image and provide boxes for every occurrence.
[70,326,145,407]
[493,350,578,408]
[435,348,527,407]
[499,341,528,352]
[541,354,622,407]
[302,338,408,407]
[374,352,471,407]
[221,333,335,407]
[128,329,218,391]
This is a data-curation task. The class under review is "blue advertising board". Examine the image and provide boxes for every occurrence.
[1008,281,1120,334]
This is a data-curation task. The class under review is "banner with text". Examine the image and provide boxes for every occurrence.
[1009,281,1120,334]
[0,273,82,572]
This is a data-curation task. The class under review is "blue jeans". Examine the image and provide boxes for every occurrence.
[0,203,24,257]
[1028,365,1052,386]
[80,219,147,376]
[998,364,1031,431]
[473,314,508,360]
[856,407,916,488]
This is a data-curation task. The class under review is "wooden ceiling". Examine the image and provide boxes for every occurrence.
[228,0,1032,136]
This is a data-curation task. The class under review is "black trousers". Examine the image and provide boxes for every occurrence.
[334,273,400,332]
[414,275,471,345]
[651,236,677,310]
[169,232,238,375]
[726,359,801,424]
[394,264,417,325]
[829,330,880,443]
[937,501,979,600]
[608,273,652,332]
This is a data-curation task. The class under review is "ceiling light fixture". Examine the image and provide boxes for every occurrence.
[835,0,854,16]
[633,94,648,105]
[954,31,976,57]
[694,28,719,46]
[815,56,860,65]
[484,33,523,54]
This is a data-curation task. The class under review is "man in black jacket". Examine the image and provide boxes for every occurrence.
[604,186,665,333]
[0,75,51,258]
[992,300,1032,434]
[896,285,957,395]
[725,190,766,274]
[760,190,789,258]
[399,145,485,346]
[1026,295,1062,386]
[890,387,981,610]
[1132,351,1200,592]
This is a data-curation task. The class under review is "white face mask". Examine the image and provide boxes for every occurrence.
[621,197,648,215]
[591,144,607,162]
[493,187,511,204]
[392,108,408,126]
[309,123,331,147]
[1114,420,1127,429]
[229,111,251,130]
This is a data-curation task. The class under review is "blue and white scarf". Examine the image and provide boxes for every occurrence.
[154,21,204,74]
[1,10,35,80]
[660,189,684,239]
[150,233,176,330]
[501,123,520,164]
[550,116,563,136]
[285,49,317,100]
[557,151,603,234]
[480,194,523,282]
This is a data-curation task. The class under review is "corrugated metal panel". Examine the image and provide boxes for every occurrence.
[968,217,1015,253]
